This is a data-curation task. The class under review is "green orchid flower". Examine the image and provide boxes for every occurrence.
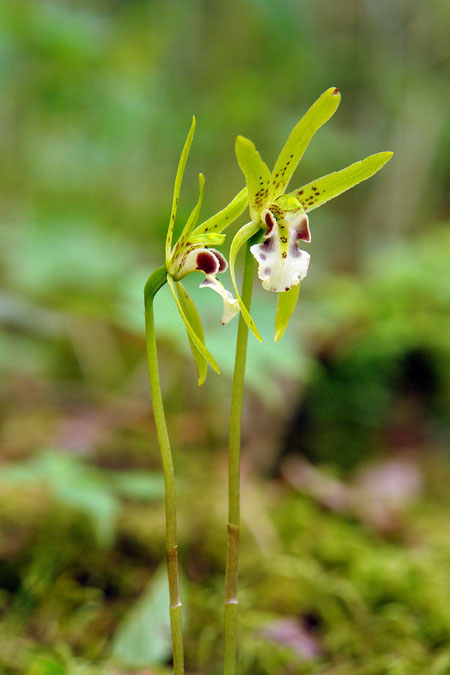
[162,117,248,383]
[230,87,393,342]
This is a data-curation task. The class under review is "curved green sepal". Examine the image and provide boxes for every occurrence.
[229,222,262,341]
[274,284,300,342]
[235,136,272,221]
[271,87,341,198]
[165,116,196,262]
[144,265,168,308]
[176,281,208,386]
[290,152,393,212]
[177,173,205,247]
[190,232,226,247]
[195,187,249,236]
[167,274,220,375]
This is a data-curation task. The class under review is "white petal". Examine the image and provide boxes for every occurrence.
[285,211,311,242]
[250,219,310,292]
[209,248,228,273]
[173,246,220,279]
[200,275,240,325]
[261,208,277,237]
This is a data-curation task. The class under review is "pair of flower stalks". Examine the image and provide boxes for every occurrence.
[143,87,392,674]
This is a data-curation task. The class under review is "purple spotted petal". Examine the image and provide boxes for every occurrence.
[173,246,219,279]
[209,248,228,272]
[286,211,311,242]
[251,210,311,292]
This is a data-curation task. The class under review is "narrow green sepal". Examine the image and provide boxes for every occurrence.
[235,136,273,221]
[229,222,262,341]
[165,116,196,262]
[190,232,226,247]
[274,284,300,342]
[195,187,249,236]
[144,265,168,308]
[290,152,394,212]
[167,274,220,375]
[178,173,205,246]
[176,281,208,386]
[271,87,341,198]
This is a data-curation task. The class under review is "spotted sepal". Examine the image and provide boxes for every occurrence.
[290,152,394,212]
[271,87,341,199]
[194,187,248,236]
[235,136,273,221]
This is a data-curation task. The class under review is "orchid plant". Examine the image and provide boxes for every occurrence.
[229,86,393,342]
[143,117,246,674]
[162,117,248,384]
[143,90,392,675]
[223,87,392,674]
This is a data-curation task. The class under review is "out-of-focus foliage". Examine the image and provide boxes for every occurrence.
[1,0,448,392]
[0,448,449,674]
[111,565,175,668]
[0,0,449,672]
[284,228,450,469]
[0,450,164,546]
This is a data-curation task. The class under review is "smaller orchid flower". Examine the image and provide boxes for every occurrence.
[163,117,248,383]
[230,87,393,342]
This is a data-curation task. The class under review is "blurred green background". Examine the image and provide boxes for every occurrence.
[0,1,449,673]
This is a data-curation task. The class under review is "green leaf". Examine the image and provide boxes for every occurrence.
[54,475,119,548]
[290,152,394,212]
[38,452,119,548]
[0,451,120,547]
[0,452,165,547]
[194,187,248,235]
[111,565,174,667]
[176,172,205,247]
[271,86,341,198]
[108,470,165,501]
[165,116,196,262]
[176,280,208,385]
[229,222,262,341]
[274,284,300,342]
[167,274,220,374]
[235,136,273,221]
[26,655,66,675]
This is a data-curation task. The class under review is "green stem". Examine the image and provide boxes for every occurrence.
[144,266,184,675]
[224,243,255,675]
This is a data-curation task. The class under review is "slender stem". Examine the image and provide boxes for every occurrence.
[144,271,184,674]
[224,243,255,675]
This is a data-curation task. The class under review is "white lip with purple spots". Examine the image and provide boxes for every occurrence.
[170,246,239,325]
[250,208,311,292]
[172,246,228,280]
